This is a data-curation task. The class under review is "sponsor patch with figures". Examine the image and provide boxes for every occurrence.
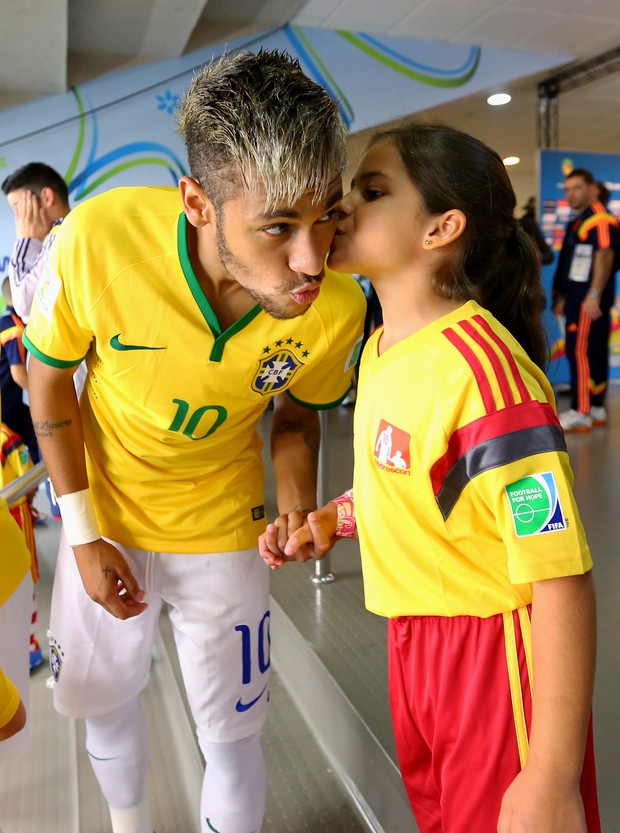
[373,419,411,474]
[505,472,567,536]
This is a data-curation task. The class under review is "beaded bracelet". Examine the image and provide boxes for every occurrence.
[330,489,356,538]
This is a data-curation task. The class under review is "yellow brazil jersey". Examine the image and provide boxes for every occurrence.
[354,300,592,619]
[0,389,30,730]
[0,371,31,606]
[0,496,30,607]
[24,186,365,553]
[0,665,20,730]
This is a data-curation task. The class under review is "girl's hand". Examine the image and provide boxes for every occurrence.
[498,766,587,833]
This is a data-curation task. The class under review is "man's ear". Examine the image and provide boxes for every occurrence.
[39,186,55,208]
[425,209,467,249]
[179,176,215,228]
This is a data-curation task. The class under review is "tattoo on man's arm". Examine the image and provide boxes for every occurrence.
[272,419,320,454]
[102,567,111,579]
[33,418,72,439]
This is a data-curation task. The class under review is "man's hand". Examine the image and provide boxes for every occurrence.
[259,503,338,569]
[72,539,148,619]
[12,190,50,241]
[498,766,587,833]
[582,294,602,321]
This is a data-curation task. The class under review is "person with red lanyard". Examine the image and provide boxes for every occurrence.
[552,167,620,433]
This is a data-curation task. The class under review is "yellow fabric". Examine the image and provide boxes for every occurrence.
[354,301,592,618]
[1,424,37,582]
[502,612,529,768]
[24,186,365,552]
[1,422,32,498]
[0,668,20,731]
[0,497,30,606]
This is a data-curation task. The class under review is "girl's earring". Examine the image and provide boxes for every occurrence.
[424,239,431,246]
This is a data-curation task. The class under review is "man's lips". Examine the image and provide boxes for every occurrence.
[290,284,321,305]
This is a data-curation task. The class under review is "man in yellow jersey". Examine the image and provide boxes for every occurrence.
[24,50,365,833]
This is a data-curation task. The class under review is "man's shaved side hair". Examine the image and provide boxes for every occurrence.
[177,49,347,211]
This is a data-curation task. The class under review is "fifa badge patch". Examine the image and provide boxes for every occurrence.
[345,335,363,372]
[505,473,566,536]
[35,264,62,321]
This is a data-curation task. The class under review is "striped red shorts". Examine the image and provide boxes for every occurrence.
[388,609,600,833]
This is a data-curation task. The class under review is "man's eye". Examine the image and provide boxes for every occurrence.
[262,224,289,235]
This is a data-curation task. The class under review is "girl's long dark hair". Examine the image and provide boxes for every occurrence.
[371,122,548,368]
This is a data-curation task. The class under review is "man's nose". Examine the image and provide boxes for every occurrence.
[288,231,328,276]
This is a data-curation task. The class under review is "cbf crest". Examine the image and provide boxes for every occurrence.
[251,340,306,395]
[45,631,64,690]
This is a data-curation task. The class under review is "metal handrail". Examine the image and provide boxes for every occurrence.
[1,460,48,508]
[311,410,335,585]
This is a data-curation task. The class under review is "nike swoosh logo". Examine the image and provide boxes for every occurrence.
[110,333,166,351]
[235,682,268,713]
[206,820,258,833]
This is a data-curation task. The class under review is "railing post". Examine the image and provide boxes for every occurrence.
[311,410,335,585]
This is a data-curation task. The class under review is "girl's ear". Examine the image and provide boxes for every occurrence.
[179,176,215,228]
[424,209,466,249]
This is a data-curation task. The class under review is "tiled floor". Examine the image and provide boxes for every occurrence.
[1,383,619,832]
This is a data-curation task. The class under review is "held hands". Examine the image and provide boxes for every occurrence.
[498,766,587,833]
[259,502,339,570]
[12,190,50,241]
[72,539,148,620]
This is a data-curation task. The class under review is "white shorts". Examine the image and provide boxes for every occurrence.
[49,533,270,743]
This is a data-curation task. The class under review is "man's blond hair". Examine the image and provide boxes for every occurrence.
[177,49,347,211]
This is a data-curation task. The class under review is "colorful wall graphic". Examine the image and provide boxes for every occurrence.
[539,149,620,384]
[0,23,569,268]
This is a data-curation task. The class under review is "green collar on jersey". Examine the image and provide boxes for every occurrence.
[177,213,262,362]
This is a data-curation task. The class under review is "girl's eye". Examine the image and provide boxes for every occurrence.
[364,188,383,201]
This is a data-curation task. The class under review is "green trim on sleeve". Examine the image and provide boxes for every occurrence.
[22,333,86,369]
[286,384,353,411]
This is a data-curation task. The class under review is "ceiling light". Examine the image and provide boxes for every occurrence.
[487,92,511,106]
[503,156,520,166]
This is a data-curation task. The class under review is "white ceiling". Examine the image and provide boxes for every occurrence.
[1,0,619,199]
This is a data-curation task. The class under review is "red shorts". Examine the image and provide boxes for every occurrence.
[388,609,600,833]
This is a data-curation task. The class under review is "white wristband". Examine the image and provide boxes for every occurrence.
[56,488,101,546]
